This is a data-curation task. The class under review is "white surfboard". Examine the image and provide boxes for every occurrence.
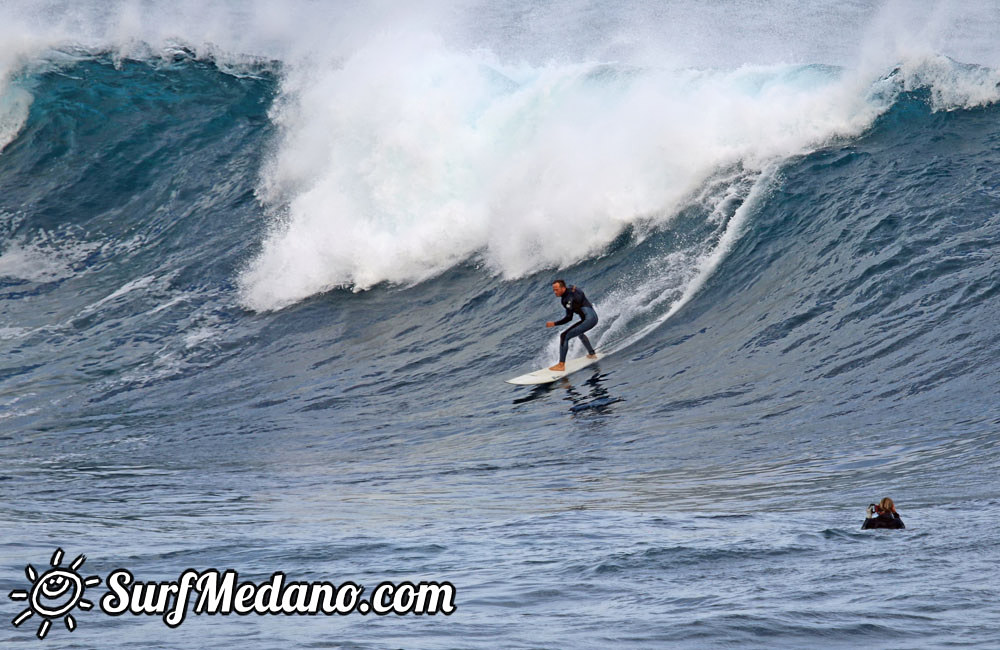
[505,353,603,385]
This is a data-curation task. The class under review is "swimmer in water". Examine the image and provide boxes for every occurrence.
[862,497,905,529]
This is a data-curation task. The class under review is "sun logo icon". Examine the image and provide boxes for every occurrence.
[8,548,101,640]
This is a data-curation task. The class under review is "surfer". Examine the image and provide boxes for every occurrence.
[546,280,598,371]
[861,497,905,530]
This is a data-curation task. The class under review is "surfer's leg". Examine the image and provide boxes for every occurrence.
[550,329,574,370]
[549,329,571,370]
[558,323,585,363]
[554,308,599,368]
[558,329,572,363]
[559,320,592,362]
[578,307,598,356]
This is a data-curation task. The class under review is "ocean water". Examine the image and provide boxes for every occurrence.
[2,1,1000,647]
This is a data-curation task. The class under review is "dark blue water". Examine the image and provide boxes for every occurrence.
[2,52,999,648]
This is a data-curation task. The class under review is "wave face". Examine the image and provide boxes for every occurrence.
[2,2,1000,648]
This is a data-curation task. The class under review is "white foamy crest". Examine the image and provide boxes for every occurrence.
[239,42,887,310]
[0,1,998,314]
[228,1,1000,310]
[890,55,1000,111]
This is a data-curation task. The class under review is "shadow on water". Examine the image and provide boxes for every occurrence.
[564,373,624,415]
[511,365,624,415]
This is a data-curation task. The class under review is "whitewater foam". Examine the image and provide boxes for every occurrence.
[0,28,38,151]
[239,50,887,310]
[0,234,102,283]
[236,5,1000,311]
[0,1,998,322]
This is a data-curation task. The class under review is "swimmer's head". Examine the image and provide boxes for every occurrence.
[878,497,897,514]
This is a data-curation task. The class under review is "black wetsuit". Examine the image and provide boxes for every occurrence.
[861,513,905,530]
[553,286,598,363]
[553,286,594,325]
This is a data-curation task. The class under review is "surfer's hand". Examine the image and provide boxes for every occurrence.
[546,321,555,328]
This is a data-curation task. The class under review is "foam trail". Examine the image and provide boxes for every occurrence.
[539,166,771,365]
[0,28,38,151]
[0,84,31,152]
[603,168,776,356]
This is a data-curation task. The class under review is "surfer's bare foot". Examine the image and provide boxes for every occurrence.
[587,353,598,359]
[549,362,565,371]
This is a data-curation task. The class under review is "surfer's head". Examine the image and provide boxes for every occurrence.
[878,497,897,515]
[552,279,567,296]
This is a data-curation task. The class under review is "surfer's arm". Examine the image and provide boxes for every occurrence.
[552,309,573,326]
